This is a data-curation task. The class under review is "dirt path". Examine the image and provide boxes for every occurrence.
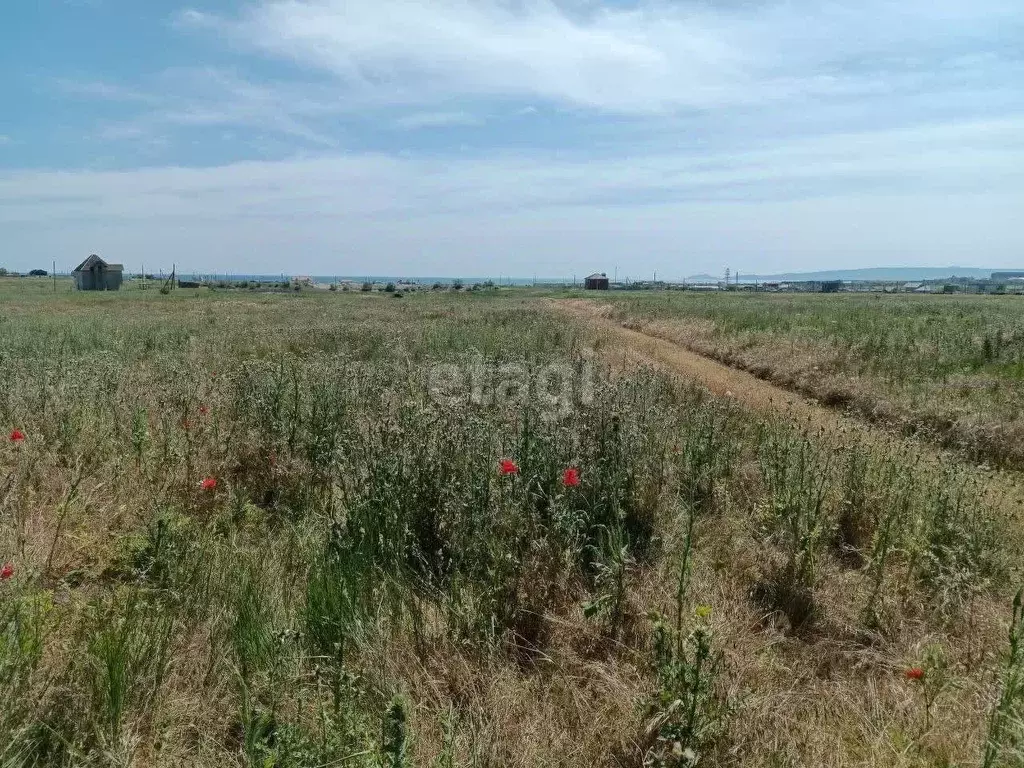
[553,298,1024,497]
[556,299,856,429]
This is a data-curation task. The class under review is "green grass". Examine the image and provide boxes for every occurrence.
[0,284,1021,766]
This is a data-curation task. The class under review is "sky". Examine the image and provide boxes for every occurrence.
[1,0,1023,279]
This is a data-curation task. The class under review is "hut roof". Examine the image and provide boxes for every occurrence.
[73,254,124,273]
[585,273,608,280]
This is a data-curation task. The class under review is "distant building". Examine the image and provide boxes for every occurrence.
[991,272,1024,280]
[584,272,610,290]
[72,254,123,291]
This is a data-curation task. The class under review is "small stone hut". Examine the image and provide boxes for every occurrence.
[72,254,124,291]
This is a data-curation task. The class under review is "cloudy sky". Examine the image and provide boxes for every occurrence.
[2,0,1023,278]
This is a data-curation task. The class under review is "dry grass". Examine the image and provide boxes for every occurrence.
[587,291,1024,470]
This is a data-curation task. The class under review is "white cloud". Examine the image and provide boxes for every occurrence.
[0,135,10,145]
[187,0,1023,114]
[61,69,342,146]
[5,116,1020,220]
[2,117,1022,275]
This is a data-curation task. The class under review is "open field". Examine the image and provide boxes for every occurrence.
[2,283,1024,767]
[588,292,1024,470]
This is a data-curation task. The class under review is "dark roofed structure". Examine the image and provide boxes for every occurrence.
[72,254,124,291]
[584,272,609,290]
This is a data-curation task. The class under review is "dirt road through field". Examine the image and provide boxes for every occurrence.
[553,297,1024,498]
[555,299,853,428]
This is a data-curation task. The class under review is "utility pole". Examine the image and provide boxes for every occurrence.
[52,261,56,293]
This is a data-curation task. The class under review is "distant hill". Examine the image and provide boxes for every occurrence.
[685,267,1000,283]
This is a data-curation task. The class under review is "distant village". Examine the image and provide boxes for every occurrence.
[582,270,1024,295]
[3,256,1024,296]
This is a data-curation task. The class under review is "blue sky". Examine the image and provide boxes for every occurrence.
[1,0,1023,278]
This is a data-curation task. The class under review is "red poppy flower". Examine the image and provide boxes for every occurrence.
[199,405,210,416]
[9,429,25,443]
[562,467,581,487]
[0,562,13,580]
[200,477,217,491]
[905,667,924,681]
[499,459,519,476]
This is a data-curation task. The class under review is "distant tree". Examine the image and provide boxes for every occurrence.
[820,280,842,293]
[29,269,48,277]
[432,282,444,291]
[942,284,957,294]
[0,268,8,277]
[452,279,464,291]
[384,282,396,293]
[392,291,404,299]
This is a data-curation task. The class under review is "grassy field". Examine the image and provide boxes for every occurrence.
[596,292,1024,469]
[2,281,1024,767]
